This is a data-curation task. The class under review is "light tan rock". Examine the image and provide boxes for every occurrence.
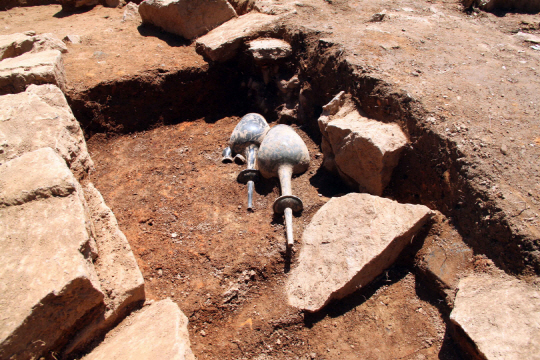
[65,182,145,355]
[0,84,93,178]
[0,33,34,61]
[0,153,104,359]
[450,274,540,360]
[287,193,432,312]
[0,50,66,95]
[122,2,141,23]
[0,147,76,207]
[195,12,278,62]
[139,0,237,40]
[30,33,69,54]
[319,93,408,196]
[515,31,540,44]
[63,34,82,44]
[247,38,292,62]
[83,299,195,360]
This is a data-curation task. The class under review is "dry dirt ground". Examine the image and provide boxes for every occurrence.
[1,1,539,359]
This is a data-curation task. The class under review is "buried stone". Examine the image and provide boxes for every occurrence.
[319,92,408,196]
[450,274,540,360]
[287,193,432,312]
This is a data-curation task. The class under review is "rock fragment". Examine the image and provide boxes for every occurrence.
[65,183,146,355]
[0,147,77,206]
[450,274,540,360]
[31,33,69,54]
[196,12,278,62]
[247,38,292,62]
[369,10,386,22]
[139,0,237,40]
[287,193,432,312]
[415,213,473,303]
[0,150,103,360]
[0,84,93,178]
[515,31,540,44]
[0,50,67,95]
[0,32,35,61]
[318,93,408,196]
[122,2,141,23]
[83,299,195,360]
[63,34,82,44]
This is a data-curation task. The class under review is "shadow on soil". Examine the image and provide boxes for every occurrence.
[303,265,411,328]
[53,6,95,18]
[137,24,191,47]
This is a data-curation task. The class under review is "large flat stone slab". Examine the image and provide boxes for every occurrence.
[139,0,237,40]
[65,182,146,355]
[0,50,66,95]
[319,92,408,196]
[450,274,540,360]
[287,193,432,312]
[83,299,195,360]
[0,84,93,178]
[195,12,278,62]
[0,150,104,360]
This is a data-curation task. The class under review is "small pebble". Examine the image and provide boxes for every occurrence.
[500,144,508,155]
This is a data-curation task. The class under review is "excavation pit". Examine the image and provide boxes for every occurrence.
[86,117,462,360]
[3,3,539,359]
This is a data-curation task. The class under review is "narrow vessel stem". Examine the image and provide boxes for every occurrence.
[247,181,254,210]
[285,207,294,246]
[278,165,293,196]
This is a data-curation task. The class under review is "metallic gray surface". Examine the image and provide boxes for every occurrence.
[257,125,310,179]
[226,113,269,210]
[229,113,270,155]
[257,125,310,246]
[221,146,233,163]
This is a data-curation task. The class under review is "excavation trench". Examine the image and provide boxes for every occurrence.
[68,27,527,359]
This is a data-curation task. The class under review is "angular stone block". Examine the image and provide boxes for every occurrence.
[139,0,237,40]
[64,183,145,355]
[122,2,141,23]
[83,299,195,360]
[287,193,432,312]
[319,93,408,196]
[450,274,540,360]
[0,147,77,206]
[0,156,104,359]
[247,38,292,62]
[30,33,69,54]
[196,12,278,62]
[0,50,66,95]
[0,84,93,178]
[0,33,35,61]
[416,213,473,303]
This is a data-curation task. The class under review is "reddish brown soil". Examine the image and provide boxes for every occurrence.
[87,118,460,359]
